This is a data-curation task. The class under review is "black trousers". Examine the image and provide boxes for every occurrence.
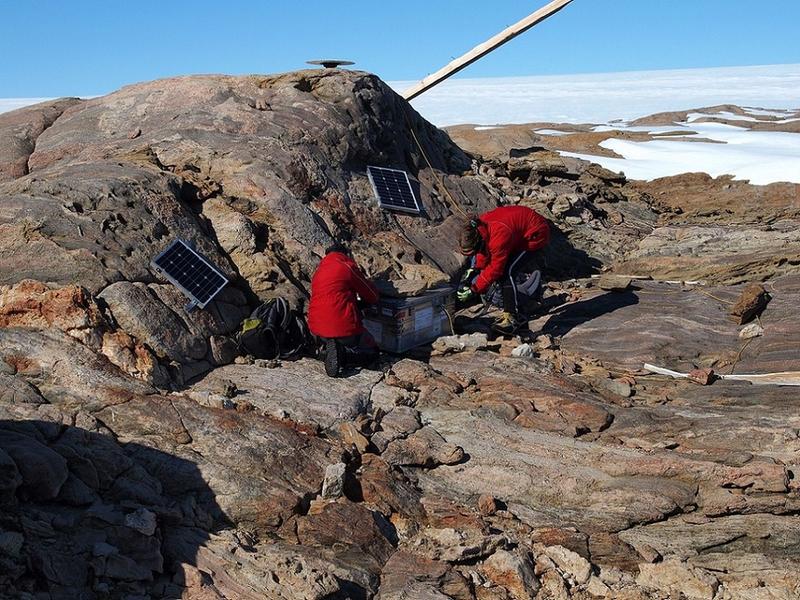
[501,251,543,314]
[322,332,379,366]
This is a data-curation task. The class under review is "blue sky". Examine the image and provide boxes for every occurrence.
[2,0,799,97]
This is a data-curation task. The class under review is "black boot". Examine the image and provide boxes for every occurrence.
[324,339,344,377]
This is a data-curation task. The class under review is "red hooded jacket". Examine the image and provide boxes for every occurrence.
[470,206,550,294]
[308,251,380,339]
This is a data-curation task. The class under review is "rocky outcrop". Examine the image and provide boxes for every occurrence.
[0,98,81,181]
[0,70,497,383]
[2,70,800,599]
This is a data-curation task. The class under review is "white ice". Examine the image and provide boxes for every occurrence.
[392,64,800,127]
[562,122,800,185]
[0,98,53,114]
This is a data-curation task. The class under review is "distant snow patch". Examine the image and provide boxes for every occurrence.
[593,125,690,134]
[686,111,758,123]
[562,123,800,185]
[535,129,573,136]
[743,107,795,117]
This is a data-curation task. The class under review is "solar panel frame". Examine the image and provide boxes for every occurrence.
[151,239,229,310]
[367,165,421,214]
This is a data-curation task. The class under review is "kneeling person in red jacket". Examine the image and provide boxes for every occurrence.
[308,244,380,377]
[458,206,550,334]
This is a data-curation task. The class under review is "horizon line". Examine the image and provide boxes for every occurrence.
[2,62,800,103]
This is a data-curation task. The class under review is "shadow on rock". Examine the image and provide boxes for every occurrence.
[542,228,604,280]
[541,291,639,338]
[0,419,223,599]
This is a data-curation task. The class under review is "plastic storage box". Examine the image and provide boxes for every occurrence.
[362,287,455,353]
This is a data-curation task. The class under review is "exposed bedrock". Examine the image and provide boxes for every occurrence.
[1,70,800,599]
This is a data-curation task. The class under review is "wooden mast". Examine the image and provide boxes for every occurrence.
[402,0,575,101]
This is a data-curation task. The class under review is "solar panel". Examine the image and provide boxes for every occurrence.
[367,166,421,214]
[151,239,229,311]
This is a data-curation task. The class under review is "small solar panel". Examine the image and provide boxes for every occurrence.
[367,166,421,214]
[151,239,228,310]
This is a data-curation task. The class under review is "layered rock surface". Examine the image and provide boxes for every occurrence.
[1,71,800,599]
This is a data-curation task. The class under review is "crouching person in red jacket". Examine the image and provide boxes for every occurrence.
[458,206,550,334]
[308,244,380,377]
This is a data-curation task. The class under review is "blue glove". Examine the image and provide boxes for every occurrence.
[457,285,475,302]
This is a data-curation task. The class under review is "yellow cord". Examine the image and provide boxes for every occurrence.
[693,288,734,305]
[442,306,456,335]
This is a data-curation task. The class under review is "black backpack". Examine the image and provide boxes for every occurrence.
[485,269,544,309]
[237,297,311,360]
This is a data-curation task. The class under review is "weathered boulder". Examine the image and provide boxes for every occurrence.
[729,282,770,324]
[543,545,593,585]
[377,551,472,600]
[482,549,540,599]
[188,360,381,429]
[636,559,719,599]
[382,426,465,468]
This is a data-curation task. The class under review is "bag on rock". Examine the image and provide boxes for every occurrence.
[237,297,310,359]
[485,269,544,309]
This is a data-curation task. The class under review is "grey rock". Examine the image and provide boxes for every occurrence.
[125,508,158,536]
[321,463,347,500]
[637,559,719,600]
[379,406,422,440]
[382,426,464,468]
[92,542,118,557]
[431,333,489,354]
[0,373,46,404]
[600,378,633,398]
[483,549,539,599]
[544,545,593,585]
[56,474,96,506]
[0,531,24,558]
[413,527,505,563]
[0,430,68,500]
[189,360,381,429]
[0,446,22,503]
[100,282,208,364]
[209,335,239,366]
[369,382,417,414]
[739,322,764,339]
[511,343,535,358]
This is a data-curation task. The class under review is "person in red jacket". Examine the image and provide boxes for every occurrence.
[308,244,380,377]
[457,206,550,334]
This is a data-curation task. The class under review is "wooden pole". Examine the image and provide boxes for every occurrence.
[402,0,575,101]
